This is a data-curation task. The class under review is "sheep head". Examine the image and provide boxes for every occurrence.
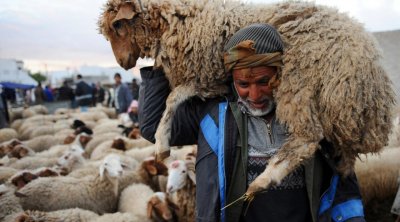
[99,154,124,180]
[147,192,177,221]
[99,1,145,70]
[11,172,38,190]
[166,158,195,193]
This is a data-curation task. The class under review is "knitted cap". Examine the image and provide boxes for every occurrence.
[224,23,284,54]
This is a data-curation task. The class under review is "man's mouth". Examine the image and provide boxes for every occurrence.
[249,100,267,109]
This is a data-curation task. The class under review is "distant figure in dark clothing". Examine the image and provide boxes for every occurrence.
[74,74,92,111]
[96,82,105,105]
[91,83,98,106]
[131,78,140,100]
[58,81,74,101]
[0,84,10,128]
[58,81,75,108]
[34,82,46,104]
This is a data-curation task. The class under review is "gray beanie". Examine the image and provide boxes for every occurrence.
[224,23,284,53]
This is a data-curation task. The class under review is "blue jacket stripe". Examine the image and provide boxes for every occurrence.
[199,102,228,222]
[319,174,340,215]
[200,114,219,153]
[331,199,364,222]
[218,102,228,222]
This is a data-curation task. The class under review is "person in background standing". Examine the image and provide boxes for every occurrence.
[58,81,75,108]
[131,78,140,100]
[74,74,92,112]
[113,73,133,114]
[96,82,105,106]
[33,82,46,105]
[0,84,10,128]
[44,85,54,102]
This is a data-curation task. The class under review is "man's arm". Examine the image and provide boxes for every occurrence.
[139,67,171,143]
[139,67,203,145]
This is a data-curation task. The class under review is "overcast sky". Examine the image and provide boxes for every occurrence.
[0,0,399,73]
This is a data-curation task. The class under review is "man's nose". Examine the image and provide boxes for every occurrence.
[248,85,261,101]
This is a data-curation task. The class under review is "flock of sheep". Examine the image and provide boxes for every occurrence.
[0,105,197,222]
[0,104,399,221]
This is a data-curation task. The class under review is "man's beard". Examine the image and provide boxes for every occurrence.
[237,96,275,117]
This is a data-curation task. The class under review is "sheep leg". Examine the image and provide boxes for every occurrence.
[155,83,197,160]
[245,139,320,198]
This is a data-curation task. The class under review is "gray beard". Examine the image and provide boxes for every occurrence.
[237,96,275,117]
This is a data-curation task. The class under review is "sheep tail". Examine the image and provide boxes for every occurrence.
[154,83,197,160]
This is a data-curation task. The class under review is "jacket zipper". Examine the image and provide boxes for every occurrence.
[266,122,274,145]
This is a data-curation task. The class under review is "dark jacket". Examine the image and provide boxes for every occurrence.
[75,80,92,106]
[139,67,365,222]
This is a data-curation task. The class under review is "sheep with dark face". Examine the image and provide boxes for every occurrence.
[99,0,395,197]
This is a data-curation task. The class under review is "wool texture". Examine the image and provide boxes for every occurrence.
[99,0,396,193]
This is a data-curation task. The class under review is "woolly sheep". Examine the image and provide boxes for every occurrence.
[119,157,169,193]
[85,132,121,155]
[387,116,400,148]
[0,184,24,222]
[99,0,395,197]
[70,111,108,122]
[17,208,99,222]
[125,145,156,162]
[16,154,124,214]
[355,148,400,220]
[19,210,149,222]
[8,156,59,170]
[0,128,18,143]
[88,106,118,119]
[10,119,23,132]
[0,167,18,184]
[24,135,64,152]
[118,183,173,221]
[166,156,196,221]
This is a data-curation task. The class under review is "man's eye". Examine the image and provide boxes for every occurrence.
[237,82,248,87]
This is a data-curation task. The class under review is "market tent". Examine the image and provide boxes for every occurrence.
[0,81,35,90]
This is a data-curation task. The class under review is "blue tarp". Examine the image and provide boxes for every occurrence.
[0,81,36,90]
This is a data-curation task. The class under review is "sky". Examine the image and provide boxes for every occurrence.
[0,0,399,73]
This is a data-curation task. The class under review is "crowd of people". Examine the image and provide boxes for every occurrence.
[0,73,140,129]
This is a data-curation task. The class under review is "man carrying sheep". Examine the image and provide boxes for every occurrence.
[139,24,365,222]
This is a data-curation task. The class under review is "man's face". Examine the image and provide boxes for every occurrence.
[232,66,277,116]
[114,76,121,84]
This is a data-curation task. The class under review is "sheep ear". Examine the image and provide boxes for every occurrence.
[99,164,106,179]
[188,170,196,185]
[112,3,137,25]
[146,164,158,176]
[147,199,154,218]
[14,191,27,198]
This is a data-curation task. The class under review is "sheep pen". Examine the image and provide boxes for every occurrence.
[98,0,395,199]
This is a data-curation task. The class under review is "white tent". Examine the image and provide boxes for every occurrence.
[0,59,37,86]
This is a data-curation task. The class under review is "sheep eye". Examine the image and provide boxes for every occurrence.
[113,20,122,30]
[182,170,186,173]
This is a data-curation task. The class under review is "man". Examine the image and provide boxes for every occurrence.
[131,78,140,100]
[139,24,365,222]
[0,84,9,128]
[113,73,133,114]
[58,81,75,108]
[34,82,46,104]
[74,74,92,112]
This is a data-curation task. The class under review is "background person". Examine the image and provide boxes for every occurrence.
[113,73,133,114]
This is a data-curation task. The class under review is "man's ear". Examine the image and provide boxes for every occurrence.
[112,3,137,26]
